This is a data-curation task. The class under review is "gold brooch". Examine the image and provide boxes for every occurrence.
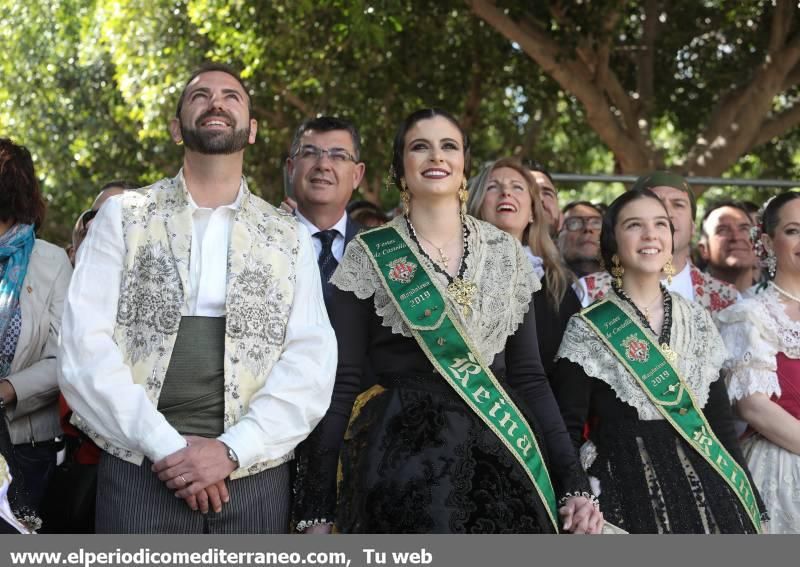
[660,343,678,365]
[447,277,477,315]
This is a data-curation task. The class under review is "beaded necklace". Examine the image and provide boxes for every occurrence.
[612,282,673,345]
[405,216,477,315]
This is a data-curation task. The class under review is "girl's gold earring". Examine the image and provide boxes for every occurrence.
[662,255,675,286]
[611,254,624,288]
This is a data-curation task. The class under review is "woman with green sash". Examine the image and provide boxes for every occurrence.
[293,109,603,534]
[553,187,768,533]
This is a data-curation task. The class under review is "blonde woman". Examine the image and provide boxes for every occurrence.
[467,158,579,380]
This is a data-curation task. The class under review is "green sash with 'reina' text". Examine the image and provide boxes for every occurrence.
[580,299,762,533]
[358,225,559,531]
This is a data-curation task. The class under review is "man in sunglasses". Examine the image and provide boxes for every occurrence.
[59,64,336,534]
[285,116,366,309]
[557,201,604,278]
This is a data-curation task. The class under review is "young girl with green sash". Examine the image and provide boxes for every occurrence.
[293,109,603,534]
[553,187,768,533]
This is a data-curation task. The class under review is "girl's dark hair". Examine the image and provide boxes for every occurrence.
[599,188,674,271]
[390,108,470,187]
[0,138,46,229]
[762,191,800,237]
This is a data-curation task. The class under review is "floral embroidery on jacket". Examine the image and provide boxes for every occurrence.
[74,171,300,479]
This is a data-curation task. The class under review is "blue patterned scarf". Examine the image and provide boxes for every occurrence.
[0,224,35,351]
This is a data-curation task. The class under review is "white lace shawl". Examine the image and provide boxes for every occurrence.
[330,215,540,363]
[717,283,800,401]
[556,293,728,420]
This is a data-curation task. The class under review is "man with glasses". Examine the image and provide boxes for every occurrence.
[59,64,336,533]
[286,116,366,308]
[557,201,604,278]
[579,172,738,313]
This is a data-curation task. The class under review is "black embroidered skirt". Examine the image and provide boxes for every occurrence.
[335,375,555,534]
[588,419,758,534]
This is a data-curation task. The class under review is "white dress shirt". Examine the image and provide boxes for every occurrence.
[61,188,336,466]
[295,210,348,262]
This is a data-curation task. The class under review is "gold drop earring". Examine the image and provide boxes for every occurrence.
[611,254,624,288]
[458,179,468,221]
[662,255,675,285]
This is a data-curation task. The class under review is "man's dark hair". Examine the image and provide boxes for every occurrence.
[290,116,362,161]
[522,159,554,185]
[700,199,752,238]
[175,63,252,117]
[100,179,138,192]
[0,138,46,229]
[562,200,603,216]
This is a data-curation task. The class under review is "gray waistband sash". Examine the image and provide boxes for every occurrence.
[157,316,225,438]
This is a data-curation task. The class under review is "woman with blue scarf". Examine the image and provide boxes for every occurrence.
[0,138,72,530]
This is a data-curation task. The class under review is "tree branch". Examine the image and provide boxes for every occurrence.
[769,0,795,55]
[751,103,800,148]
[466,0,653,172]
[279,89,312,116]
[783,63,800,90]
[686,30,800,176]
[636,0,660,118]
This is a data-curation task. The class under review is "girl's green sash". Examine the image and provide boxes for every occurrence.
[357,225,559,531]
[580,299,762,532]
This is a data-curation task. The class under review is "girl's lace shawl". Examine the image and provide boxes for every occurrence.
[717,283,800,401]
[331,215,540,363]
[556,293,727,420]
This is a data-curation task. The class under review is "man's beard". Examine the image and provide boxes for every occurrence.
[180,111,251,155]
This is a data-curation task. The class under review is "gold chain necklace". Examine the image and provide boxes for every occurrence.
[414,230,460,271]
[634,291,663,323]
[406,217,477,315]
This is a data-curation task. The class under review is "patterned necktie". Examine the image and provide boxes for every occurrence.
[314,229,339,302]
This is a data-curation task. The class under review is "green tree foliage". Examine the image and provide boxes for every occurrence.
[0,0,797,243]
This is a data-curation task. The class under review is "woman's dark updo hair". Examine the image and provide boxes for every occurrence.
[600,188,675,272]
[762,191,800,238]
[0,138,46,229]
[390,108,471,188]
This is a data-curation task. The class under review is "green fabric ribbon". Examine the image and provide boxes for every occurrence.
[358,225,559,531]
[580,299,761,532]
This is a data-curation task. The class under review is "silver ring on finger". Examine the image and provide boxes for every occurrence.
[179,474,188,486]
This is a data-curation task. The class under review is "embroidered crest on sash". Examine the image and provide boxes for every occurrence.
[622,334,650,363]
[386,256,417,283]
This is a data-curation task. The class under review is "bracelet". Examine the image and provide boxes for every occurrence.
[558,491,600,511]
[295,518,333,532]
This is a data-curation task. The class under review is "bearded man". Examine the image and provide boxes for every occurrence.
[59,64,336,533]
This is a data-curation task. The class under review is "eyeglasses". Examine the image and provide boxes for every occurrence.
[292,145,357,164]
[562,216,602,232]
[80,209,99,231]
